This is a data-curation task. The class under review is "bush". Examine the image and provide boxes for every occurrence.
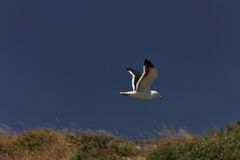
[71,135,138,160]
[148,122,240,160]
[14,129,58,153]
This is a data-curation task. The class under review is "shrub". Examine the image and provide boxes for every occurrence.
[148,122,240,160]
[14,129,58,153]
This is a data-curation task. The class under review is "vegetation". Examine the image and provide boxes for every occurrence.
[148,122,240,160]
[0,122,240,160]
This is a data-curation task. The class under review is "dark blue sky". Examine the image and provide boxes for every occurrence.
[0,0,240,139]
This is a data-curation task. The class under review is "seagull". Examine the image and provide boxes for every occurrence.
[120,59,163,100]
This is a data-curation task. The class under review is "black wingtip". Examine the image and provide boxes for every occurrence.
[125,66,130,70]
[144,59,155,67]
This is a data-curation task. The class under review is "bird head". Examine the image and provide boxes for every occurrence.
[151,90,164,100]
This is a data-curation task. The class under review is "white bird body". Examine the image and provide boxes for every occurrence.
[120,59,163,100]
[120,90,160,100]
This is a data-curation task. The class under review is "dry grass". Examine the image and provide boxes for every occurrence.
[0,128,76,160]
[0,127,140,160]
[1,122,240,160]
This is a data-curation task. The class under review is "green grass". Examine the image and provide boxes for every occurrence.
[0,122,240,160]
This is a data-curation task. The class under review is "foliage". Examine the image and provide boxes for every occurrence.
[70,134,138,160]
[0,122,240,160]
[148,122,240,160]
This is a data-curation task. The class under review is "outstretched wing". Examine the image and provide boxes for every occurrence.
[125,66,142,91]
[136,59,158,92]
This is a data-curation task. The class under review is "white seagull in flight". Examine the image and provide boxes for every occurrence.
[120,59,163,100]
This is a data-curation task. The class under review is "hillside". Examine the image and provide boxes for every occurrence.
[0,122,240,160]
